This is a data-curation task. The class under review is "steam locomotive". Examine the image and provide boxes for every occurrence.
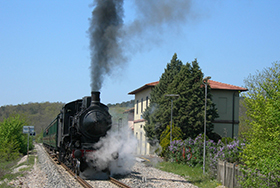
[43,91,116,179]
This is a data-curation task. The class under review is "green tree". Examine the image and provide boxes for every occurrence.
[144,54,218,143]
[0,114,32,161]
[143,53,183,143]
[159,124,184,157]
[168,59,218,139]
[243,61,280,98]
[239,62,280,138]
[240,66,280,187]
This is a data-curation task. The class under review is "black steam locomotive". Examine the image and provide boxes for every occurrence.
[43,91,116,178]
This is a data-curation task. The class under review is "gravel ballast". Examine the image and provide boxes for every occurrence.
[7,143,198,188]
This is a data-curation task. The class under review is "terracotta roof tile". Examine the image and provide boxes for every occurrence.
[128,81,159,94]
[128,80,247,94]
[208,80,248,91]
[123,107,134,113]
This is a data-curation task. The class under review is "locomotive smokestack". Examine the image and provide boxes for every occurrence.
[91,91,100,105]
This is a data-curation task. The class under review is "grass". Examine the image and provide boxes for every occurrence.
[19,155,36,172]
[0,153,37,188]
[156,161,221,188]
[0,158,21,188]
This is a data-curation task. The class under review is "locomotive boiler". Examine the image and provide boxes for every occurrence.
[43,91,116,179]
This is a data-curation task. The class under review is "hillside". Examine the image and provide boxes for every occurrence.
[0,100,134,134]
[0,102,64,134]
[108,100,134,131]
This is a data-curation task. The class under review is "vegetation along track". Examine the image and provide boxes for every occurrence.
[44,145,131,188]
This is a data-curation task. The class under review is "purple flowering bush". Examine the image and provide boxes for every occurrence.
[167,134,246,176]
[168,134,205,167]
[207,138,246,177]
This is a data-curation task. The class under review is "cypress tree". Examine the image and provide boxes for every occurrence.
[168,59,218,139]
[144,55,219,143]
[143,53,183,143]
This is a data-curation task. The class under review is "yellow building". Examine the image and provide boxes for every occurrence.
[128,80,247,155]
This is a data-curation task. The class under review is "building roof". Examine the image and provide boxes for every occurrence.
[128,80,247,94]
[123,107,134,114]
[209,80,248,91]
[128,81,159,94]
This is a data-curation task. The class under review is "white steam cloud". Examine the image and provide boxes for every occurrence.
[87,125,137,177]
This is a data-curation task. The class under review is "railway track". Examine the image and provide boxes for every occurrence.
[110,177,132,188]
[44,145,131,188]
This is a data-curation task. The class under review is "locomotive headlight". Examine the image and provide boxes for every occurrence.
[75,140,81,148]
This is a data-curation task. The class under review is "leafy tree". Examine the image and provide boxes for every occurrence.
[239,62,280,138]
[0,114,32,161]
[144,54,218,144]
[240,65,280,187]
[243,61,280,97]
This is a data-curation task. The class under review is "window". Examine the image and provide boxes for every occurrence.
[136,100,138,114]
[146,96,149,108]
[141,98,143,112]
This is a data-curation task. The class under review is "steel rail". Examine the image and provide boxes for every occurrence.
[43,146,93,188]
[110,177,132,188]
[43,145,131,188]
[60,162,93,188]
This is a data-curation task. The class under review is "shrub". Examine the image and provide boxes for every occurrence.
[159,124,183,157]
[168,134,206,167]
[167,134,246,178]
[0,114,33,161]
[240,73,280,187]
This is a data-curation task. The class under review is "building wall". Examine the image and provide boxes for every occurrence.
[134,121,150,155]
[134,88,152,120]
[133,88,152,155]
[132,87,242,155]
[211,90,240,138]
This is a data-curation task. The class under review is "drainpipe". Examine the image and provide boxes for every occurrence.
[232,91,236,138]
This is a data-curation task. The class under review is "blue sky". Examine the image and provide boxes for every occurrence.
[1,0,279,106]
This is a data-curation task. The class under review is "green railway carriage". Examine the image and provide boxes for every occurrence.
[43,116,59,149]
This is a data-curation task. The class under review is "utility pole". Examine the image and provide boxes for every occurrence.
[203,76,211,174]
[165,94,180,145]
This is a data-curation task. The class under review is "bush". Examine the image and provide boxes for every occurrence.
[159,124,183,157]
[240,71,280,187]
[0,114,33,161]
[220,137,233,145]
[167,134,246,177]
[168,134,206,166]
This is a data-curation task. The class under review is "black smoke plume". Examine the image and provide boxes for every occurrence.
[89,0,125,91]
[89,0,195,91]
